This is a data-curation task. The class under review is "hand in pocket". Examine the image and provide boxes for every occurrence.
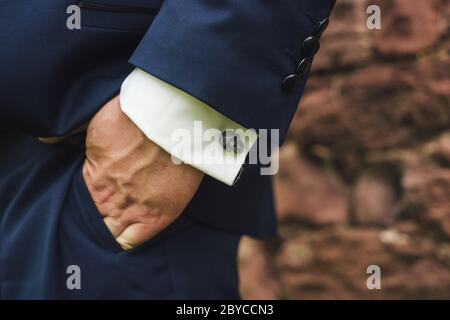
[82,96,204,250]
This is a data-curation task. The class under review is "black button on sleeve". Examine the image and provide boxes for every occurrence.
[302,36,320,57]
[315,17,329,37]
[281,74,300,93]
[296,57,312,75]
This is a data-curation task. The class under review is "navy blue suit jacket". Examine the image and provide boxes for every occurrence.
[0,0,335,238]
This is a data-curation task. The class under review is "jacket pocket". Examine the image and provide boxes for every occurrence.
[71,158,195,255]
[77,0,160,32]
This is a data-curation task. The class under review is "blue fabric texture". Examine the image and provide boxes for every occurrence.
[0,0,335,298]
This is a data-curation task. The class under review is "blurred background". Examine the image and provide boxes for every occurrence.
[238,0,450,299]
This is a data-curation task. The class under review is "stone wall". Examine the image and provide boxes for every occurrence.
[239,0,450,299]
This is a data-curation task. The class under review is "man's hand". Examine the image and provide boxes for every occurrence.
[82,96,204,250]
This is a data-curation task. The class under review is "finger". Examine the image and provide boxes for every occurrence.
[38,135,71,144]
[115,222,165,251]
[38,122,89,144]
[103,216,126,238]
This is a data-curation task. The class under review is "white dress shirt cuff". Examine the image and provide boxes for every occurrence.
[120,68,258,186]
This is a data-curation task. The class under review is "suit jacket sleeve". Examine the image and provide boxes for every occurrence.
[128,0,336,143]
